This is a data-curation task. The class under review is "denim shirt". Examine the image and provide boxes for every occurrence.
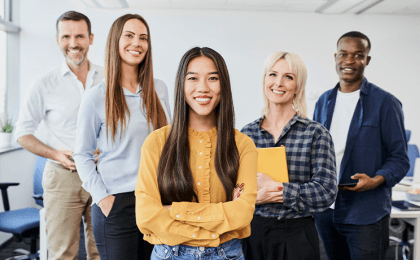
[313,78,410,225]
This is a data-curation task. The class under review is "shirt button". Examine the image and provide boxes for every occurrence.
[172,248,176,251]
[176,214,179,218]
[212,234,215,238]
[192,234,196,237]
[199,152,202,155]
[198,182,201,185]
[198,216,201,220]
[200,140,203,143]
[164,249,168,253]
[199,166,202,169]
[199,247,205,251]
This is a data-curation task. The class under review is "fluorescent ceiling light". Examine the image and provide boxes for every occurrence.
[316,0,367,13]
[81,0,128,8]
[353,0,384,14]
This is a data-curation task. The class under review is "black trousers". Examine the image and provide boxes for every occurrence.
[91,192,154,260]
[242,215,320,260]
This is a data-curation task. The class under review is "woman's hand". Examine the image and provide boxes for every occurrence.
[232,183,244,201]
[256,172,283,204]
[93,148,101,164]
[98,195,115,217]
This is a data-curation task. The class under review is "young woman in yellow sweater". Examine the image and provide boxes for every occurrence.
[135,47,258,259]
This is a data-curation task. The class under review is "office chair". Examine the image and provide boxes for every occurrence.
[33,157,46,207]
[0,183,40,260]
[406,130,420,178]
[389,130,419,260]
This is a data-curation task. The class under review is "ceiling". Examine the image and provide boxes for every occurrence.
[74,0,420,15]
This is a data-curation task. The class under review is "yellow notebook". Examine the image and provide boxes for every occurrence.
[258,146,289,183]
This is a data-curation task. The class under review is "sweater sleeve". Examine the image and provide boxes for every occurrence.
[135,132,221,245]
[169,137,258,233]
[73,91,109,205]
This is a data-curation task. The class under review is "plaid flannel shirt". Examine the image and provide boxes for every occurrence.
[241,114,337,220]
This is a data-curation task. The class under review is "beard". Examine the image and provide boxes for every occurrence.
[63,47,89,66]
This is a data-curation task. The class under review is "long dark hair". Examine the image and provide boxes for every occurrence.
[157,47,239,204]
[105,14,167,141]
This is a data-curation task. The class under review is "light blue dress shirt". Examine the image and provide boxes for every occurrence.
[73,79,171,204]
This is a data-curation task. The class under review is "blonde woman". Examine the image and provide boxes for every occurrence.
[73,14,170,259]
[241,51,337,260]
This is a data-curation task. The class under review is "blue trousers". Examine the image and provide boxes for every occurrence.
[150,238,244,260]
[314,208,389,260]
[91,192,154,260]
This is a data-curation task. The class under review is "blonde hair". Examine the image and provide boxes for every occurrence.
[261,51,307,118]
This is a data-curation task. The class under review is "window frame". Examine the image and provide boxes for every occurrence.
[0,0,20,149]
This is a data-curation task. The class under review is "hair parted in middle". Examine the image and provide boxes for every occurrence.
[105,14,167,142]
[157,47,239,204]
[261,51,308,119]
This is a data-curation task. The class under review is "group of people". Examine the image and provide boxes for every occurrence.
[14,10,409,260]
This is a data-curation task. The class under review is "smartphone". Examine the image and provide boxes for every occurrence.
[338,183,357,188]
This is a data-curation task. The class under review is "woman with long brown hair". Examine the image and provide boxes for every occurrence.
[135,47,257,259]
[73,14,170,259]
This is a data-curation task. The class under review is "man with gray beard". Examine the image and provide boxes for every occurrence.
[15,11,103,260]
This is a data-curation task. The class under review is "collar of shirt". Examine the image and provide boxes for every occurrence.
[332,77,370,100]
[61,60,97,76]
[257,113,309,145]
[188,126,217,139]
[100,80,141,97]
[61,60,99,92]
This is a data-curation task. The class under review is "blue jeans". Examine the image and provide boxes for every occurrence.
[314,208,389,260]
[150,239,244,260]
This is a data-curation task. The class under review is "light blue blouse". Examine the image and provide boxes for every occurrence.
[73,79,171,204]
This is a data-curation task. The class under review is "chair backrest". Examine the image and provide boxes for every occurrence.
[33,156,47,207]
[406,130,420,177]
[407,144,420,177]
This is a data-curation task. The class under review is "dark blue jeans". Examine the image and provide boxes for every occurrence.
[151,239,244,260]
[314,208,389,260]
[91,192,154,260]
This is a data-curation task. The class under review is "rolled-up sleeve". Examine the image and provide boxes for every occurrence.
[15,82,45,141]
[73,92,109,204]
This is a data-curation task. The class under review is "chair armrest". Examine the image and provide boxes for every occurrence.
[0,182,19,211]
[0,183,19,189]
[32,194,43,200]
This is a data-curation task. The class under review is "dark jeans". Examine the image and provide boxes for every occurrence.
[91,192,154,260]
[314,208,389,260]
[242,215,320,260]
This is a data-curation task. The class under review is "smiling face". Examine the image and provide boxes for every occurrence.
[184,56,221,125]
[56,20,93,67]
[118,19,148,68]
[335,37,371,89]
[264,58,298,110]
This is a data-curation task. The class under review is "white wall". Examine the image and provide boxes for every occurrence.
[18,1,420,142]
[1,0,420,245]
